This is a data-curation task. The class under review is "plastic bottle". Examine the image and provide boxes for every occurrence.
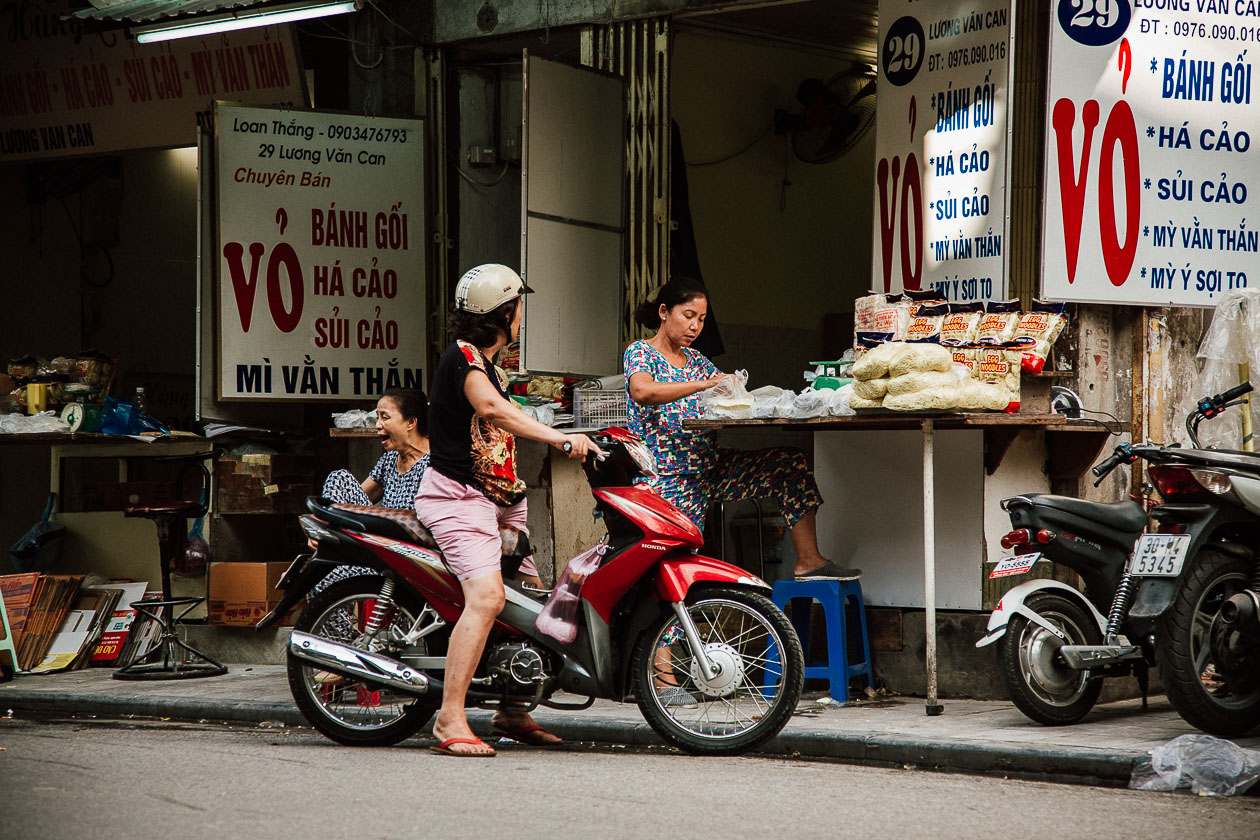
[134,386,147,414]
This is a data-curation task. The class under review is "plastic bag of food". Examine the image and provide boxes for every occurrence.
[330,410,372,430]
[750,385,787,419]
[883,385,962,412]
[905,303,949,343]
[888,342,953,378]
[940,302,985,344]
[853,341,907,380]
[827,383,856,416]
[771,389,799,418]
[853,378,888,400]
[850,394,883,409]
[791,388,830,419]
[976,300,1022,344]
[701,369,753,419]
[862,294,915,339]
[1013,301,1068,373]
[853,292,885,338]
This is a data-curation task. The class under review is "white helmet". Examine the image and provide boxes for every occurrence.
[454,264,533,314]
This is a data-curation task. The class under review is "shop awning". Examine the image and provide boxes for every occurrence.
[71,1,266,23]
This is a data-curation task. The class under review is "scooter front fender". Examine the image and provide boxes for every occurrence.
[655,554,771,603]
[975,579,1108,648]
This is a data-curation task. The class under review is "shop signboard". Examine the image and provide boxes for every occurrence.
[214,103,426,401]
[0,0,303,163]
[871,0,1013,302]
[1042,2,1258,307]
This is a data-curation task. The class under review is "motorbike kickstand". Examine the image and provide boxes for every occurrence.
[1136,663,1150,711]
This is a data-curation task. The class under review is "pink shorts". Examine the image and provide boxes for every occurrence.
[415,468,539,581]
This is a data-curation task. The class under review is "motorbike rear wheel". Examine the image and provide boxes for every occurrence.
[999,591,1103,725]
[1156,546,1260,737]
[288,575,443,746]
[631,586,803,756]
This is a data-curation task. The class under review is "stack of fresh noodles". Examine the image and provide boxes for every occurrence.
[849,341,1015,412]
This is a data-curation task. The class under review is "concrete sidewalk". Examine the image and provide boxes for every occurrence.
[4,664,1256,786]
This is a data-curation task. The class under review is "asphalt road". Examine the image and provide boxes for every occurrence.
[2,714,1257,840]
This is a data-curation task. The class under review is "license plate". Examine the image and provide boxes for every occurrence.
[989,553,1041,578]
[1127,533,1191,577]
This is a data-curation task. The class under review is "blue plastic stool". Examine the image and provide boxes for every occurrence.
[768,577,872,703]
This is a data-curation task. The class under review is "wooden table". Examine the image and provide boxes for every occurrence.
[686,411,1116,714]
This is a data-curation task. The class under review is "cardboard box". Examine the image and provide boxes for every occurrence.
[207,562,302,626]
[214,454,314,514]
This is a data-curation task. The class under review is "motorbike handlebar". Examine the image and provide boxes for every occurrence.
[1219,381,1254,404]
[1091,443,1133,485]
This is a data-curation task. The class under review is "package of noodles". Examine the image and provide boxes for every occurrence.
[976,300,1022,344]
[850,394,884,409]
[853,377,888,400]
[883,386,962,412]
[939,302,985,344]
[904,303,949,343]
[885,369,961,397]
[852,340,907,380]
[887,342,953,378]
[871,294,916,339]
[956,380,1013,411]
[1013,301,1068,373]
[973,345,1022,413]
[904,289,946,305]
[853,293,885,338]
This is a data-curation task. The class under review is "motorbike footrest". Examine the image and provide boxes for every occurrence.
[1058,644,1143,669]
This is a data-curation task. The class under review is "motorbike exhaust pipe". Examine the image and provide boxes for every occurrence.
[1220,590,1260,642]
[288,630,432,695]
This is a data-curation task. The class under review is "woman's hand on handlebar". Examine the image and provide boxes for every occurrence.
[559,433,602,460]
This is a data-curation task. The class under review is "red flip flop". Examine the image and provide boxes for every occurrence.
[493,723,563,746]
[429,736,496,757]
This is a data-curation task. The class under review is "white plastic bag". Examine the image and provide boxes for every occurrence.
[790,388,829,419]
[701,370,753,419]
[331,409,375,428]
[827,383,856,416]
[1129,734,1260,796]
[750,386,787,419]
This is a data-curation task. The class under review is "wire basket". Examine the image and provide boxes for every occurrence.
[572,390,628,427]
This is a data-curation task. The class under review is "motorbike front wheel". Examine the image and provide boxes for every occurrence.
[999,591,1103,725]
[631,586,804,756]
[1156,546,1260,737]
[287,575,443,746]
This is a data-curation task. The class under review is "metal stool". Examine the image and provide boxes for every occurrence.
[114,451,226,680]
[767,577,872,703]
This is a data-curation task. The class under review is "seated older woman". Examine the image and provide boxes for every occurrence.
[623,277,858,581]
[315,388,430,591]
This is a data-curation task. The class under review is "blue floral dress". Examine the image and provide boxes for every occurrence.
[623,340,822,532]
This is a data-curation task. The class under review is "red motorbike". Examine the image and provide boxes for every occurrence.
[258,428,804,755]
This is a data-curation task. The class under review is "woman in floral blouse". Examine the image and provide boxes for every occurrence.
[624,276,857,582]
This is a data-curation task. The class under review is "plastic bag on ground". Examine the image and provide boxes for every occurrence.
[1129,734,1260,796]
[535,542,608,643]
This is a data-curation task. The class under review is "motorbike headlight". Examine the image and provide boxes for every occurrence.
[623,438,658,478]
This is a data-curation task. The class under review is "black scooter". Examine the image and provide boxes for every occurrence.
[977,383,1260,735]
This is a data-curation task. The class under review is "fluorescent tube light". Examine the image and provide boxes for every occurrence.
[133,0,360,44]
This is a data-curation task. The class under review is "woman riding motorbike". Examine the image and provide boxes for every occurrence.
[417,264,600,757]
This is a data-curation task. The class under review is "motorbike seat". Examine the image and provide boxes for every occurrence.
[323,501,532,558]
[1014,494,1149,533]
